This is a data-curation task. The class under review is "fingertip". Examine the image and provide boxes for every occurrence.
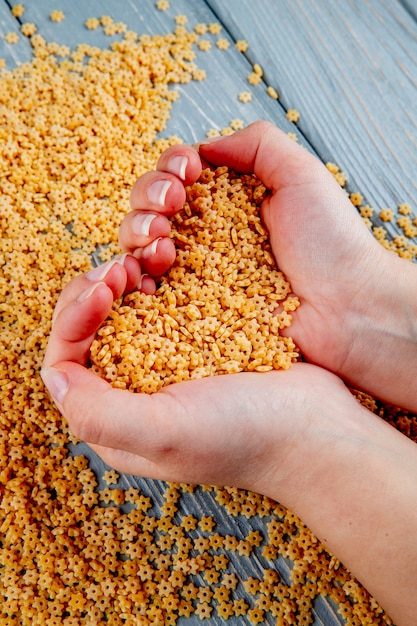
[84,255,137,301]
[166,155,188,181]
[134,236,176,277]
[76,279,113,305]
[198,122,273,156]
[48,274,115,355]
[58,281,114,342]
[147,179,172,206]
[85,254,144,300]
[76,280,107,303]
[194,135,225,151]
[197,128,253,172]
[137,274,156,295]
[157,144,202,185]
[123,253,143,293]
[85,257,122,283]
[129,172,186,218]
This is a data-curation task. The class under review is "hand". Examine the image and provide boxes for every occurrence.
[41,122,417,625]
[117,121,417,410]
[43,118,417,479]
[196,122,417,410]
[41,241,417,626]
[42,251,367,492]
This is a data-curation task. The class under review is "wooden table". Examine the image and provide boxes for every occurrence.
[1,1,416,624]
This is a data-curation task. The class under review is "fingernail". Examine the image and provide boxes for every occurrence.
[86,255,127,282]
[77,281,105,302]
[87,260,114,282]
[115,253,128,265]
[141,237,161,259]
[167,155,188,180]
[197,136,224,147]
[137,273,148,290]
[41,367,69,406]
[147,180,172,206]
[132,213,157,237]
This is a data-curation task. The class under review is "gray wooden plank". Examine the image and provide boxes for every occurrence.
[400,0,417,21]
[0,1,33,65]
[207,0,417,227]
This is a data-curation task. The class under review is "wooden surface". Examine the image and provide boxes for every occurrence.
[208,0,417,212]
[1,1,416,624]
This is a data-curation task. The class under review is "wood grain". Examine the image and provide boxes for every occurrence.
[207,0,417,221]
[0,0,32,65]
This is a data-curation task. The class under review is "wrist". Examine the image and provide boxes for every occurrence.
[271,396,417,626]
[343,249,417,410]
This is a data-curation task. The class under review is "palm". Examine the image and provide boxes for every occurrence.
[79,362,355,499]
[200,123,385,376]
[262,176,385,373]
[42,255,356,493]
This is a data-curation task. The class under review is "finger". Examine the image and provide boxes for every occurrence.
[44,257,154,369]
[44,282,115,368]
[155,144,202,185]
[132,236,176,277]
[121,145,203,263]
[122,146,203,256]
[51,254,141,326]
[128,144,202,216]
[129,171,186,217]
[118,208,171,254]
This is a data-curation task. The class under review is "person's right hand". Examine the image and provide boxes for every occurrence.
[196,122,417,411]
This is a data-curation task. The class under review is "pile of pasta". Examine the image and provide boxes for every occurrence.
[90,167,299,393]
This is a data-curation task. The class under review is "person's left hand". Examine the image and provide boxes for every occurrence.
[41,248,370,506]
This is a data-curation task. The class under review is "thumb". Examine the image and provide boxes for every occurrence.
[41,361,174,473]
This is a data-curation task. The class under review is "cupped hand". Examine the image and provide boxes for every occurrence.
[42,118,416,490]
[118,121,417,408]
[42,256,366,502]
[197,123,407,394]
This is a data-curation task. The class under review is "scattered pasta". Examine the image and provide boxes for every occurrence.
[0,5,414,625]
